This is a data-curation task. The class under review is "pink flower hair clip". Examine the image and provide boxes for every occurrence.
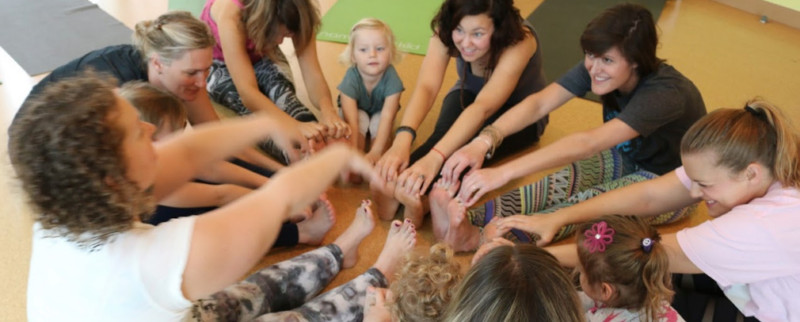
[583,221,615,253]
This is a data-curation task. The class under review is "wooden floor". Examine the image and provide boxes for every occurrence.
[1,0,799,320]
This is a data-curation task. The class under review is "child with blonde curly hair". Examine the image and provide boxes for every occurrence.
[363,243,462,322]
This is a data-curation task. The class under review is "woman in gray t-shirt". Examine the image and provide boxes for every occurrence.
[434,3,706,252]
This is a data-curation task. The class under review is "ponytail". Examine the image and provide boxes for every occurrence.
[681,98,800,188]
[577,215,674,321]
[133,11,215,65]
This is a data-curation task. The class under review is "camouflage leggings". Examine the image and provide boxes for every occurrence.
[192,245,388,322]
[207,51,317,164]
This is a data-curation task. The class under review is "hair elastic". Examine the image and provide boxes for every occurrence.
[744,105,768,122]
[641,237,653,253]
[583,221,615,253]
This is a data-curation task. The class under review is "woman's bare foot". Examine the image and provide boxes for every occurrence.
[443,199,481,252]
[395,188,426,228]
[373,218,417,282]
[370,179,400,221]
[297,198,335,245]
[333,199,376,268]
[429,179,460,241]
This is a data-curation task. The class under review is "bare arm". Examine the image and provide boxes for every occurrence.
[182,144,377,299]
[195,160,268,189]
[213,1,325,142]
[153,113,303,201]
[159,182,252,208]
[367,92,401,161]
[498,170,700,245]
[340,93,361,147]
[296,38,350,138]
[373,36,449,181]
[544,234,703,274]
[459,118,640,205]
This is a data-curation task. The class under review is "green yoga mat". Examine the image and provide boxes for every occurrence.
[317,0,444,55]
[527,0,666,102]
[168,0,204,17]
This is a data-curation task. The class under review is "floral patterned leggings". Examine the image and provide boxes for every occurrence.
[192,244,388,322]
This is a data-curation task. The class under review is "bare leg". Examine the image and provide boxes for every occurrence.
[443,199,482,252]
[332,199,376,268]
[297,198,335,245]
[370,179,400,221]
[373,218,417,281]
[429,179,460,241]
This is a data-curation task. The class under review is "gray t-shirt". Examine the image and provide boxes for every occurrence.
[557,62,706,175]
[337,65,404,116]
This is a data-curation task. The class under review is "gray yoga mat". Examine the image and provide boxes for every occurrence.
[0,0,132,76]
[527,0,666,102]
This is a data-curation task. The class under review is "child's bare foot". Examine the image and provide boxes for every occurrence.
[333,199,376,268]
[430,179,460,241]
[297,198,335,245]
[395,188,426,228]
[443,199,481,252]
[373,218,417,282]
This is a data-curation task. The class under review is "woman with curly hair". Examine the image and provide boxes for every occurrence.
[11,73,416,321]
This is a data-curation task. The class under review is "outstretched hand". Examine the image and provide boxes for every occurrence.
[320,113,352,140]
[440,139,488,185]
[471,237,514,266]
[375,143,410,183]
[495,213,561,247]
[397,153,443,196]
[457,167,509,206]
[267,117,310,163]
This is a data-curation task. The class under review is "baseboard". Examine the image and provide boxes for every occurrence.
[713,0,800,30]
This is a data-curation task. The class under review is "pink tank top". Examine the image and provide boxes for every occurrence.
[200,0,263,62]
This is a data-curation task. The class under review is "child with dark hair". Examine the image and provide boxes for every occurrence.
[577,215,683,321]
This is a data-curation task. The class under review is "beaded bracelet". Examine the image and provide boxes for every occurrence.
[479,125,503,159]
[395,126,416,142]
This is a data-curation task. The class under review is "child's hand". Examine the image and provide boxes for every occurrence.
[363,287,391,322]
[320,113,351,139]
[471,237,514,266]
[364,151,381,165]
